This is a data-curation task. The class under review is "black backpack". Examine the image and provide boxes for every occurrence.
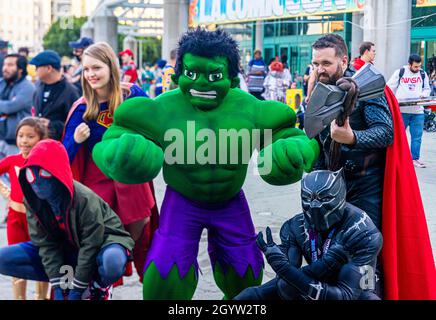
[397,67,426,89]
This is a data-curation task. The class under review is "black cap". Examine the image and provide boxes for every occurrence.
[68,37,93,49]
[29,50,61,69]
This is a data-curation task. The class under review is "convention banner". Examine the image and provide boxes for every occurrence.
[416,0,436,7]
[189,0,366,26]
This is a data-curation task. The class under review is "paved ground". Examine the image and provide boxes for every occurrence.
[0,131,435,300]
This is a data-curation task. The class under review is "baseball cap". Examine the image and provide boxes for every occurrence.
[119,49,134,57]
[29,50,61,69]
[68,37,93,49]
[0,40,9,49]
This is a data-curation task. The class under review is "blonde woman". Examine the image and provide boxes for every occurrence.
[62,42,158,287]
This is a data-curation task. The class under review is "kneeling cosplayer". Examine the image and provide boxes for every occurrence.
[236,169,382,300]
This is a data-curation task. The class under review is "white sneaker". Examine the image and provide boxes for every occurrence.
[413,160,426,168]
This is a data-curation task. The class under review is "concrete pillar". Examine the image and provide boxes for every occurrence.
[123,35,138,66]
[80,20,94,40]
[162,0,189,60]
[255,20,264,53]
[94,7,118,52]
[364,0,412,78]
[351,12,364,60]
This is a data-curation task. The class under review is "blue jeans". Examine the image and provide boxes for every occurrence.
[402,113,425,160]
[0,242,128,288]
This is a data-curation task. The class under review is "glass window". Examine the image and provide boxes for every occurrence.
[412,4,436,28]
[264,21,275,37]
[264,48,275,66]
[279,18,297,36]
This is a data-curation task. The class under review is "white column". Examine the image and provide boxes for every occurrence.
[255,20,264,52]
[364,0,412,78]
[80,20,94,40]
[94,7,118,52]
[351,12,364,59]
[123,35,138,66]
[162,0,189,60]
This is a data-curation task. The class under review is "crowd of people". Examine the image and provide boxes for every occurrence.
[0,28,434,301]
[0,36,160,300]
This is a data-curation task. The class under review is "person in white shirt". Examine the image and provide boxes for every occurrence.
[387,54,431,168]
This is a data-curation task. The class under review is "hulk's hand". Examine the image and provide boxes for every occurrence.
[92,133,164,184]
[258,136,318,185]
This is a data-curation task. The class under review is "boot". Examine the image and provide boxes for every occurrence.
[34,281,49,300]
[12,278,27,300]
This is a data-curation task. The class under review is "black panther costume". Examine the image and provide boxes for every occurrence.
[314,68,393,230]
[235,169,383,300]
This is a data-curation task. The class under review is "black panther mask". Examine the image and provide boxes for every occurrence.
[301,169,346,232]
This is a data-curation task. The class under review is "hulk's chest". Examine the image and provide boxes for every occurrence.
[158,106,260,146]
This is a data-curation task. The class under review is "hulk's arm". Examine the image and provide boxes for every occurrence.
[92,97,164,184]
[256,100,320,185]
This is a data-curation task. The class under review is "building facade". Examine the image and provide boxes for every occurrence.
[0,0,99,54]
[189,0,436,82]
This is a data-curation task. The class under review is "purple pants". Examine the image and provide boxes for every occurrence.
[144,186,263,279]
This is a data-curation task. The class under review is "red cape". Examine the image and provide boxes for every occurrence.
[382,86,436,299]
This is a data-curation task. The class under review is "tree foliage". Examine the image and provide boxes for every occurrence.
[43,17,87,57]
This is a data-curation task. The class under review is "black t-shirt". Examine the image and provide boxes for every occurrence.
[40,80,64,114]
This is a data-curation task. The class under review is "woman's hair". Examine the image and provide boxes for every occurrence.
[81,42,123,121]
[16,117,48,140]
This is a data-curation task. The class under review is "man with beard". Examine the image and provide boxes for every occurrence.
[387,54,431,168]
[0,54,34,161]
[309,34,393,232]
[68,37,93,95]
[308,34,393,298]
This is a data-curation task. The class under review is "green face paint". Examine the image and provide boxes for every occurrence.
[178,53,232,111]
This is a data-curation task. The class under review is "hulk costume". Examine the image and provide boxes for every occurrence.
[93,29,319,300]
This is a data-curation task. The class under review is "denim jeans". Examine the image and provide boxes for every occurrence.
[402,113,425,160]
[0,242,128,288]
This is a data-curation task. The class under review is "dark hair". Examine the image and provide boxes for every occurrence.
[409,54,422,65]
[4,53,28,77]
[18,47,29,56]
[359,41,374,56]
[175,27,241,79]
[170,49,177,60]
[16,117,48,140]
[312,34,348,58]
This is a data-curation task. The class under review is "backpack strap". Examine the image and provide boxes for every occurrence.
[419,69,426,89]
[397,67,405,89]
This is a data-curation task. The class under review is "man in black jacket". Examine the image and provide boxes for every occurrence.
[30,50,79,141]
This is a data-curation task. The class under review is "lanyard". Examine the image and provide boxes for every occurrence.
[309,228,336,262]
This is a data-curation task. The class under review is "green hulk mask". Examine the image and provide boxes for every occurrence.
[174,53,240,111]
[92,28,319,300]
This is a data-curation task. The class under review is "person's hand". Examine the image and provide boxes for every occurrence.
[258,136,316,185]
[257,227,293,276]
[73,122,91,144]
[257,227,283,258]
[39,118,50,128]
[335,77,359,120]
[92,133,164,184]
[53,287,66,300]
[330,117,356,145]
[67,288,84,300]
